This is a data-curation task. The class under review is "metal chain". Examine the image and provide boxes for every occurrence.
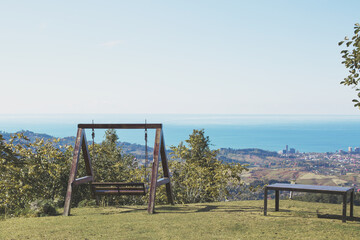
[145,119,148,183]
[92,120,95,161]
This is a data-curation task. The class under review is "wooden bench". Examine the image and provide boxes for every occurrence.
[91,182,146,196]
[264,183,355,222]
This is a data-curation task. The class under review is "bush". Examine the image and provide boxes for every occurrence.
[30,199,57,217]
[78,199,97,207]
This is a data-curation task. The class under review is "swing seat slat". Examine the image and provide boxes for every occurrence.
[95,189,146,195]
[91,182,146,196]
[92,182,144,186]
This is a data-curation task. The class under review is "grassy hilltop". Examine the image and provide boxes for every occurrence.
[1,200,359,240]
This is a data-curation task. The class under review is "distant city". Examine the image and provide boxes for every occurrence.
[279,145,360,154]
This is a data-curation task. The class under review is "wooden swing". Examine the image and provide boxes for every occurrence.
[63,123,173,216]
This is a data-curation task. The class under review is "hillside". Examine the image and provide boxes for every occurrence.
[0,131,277,163]
[1,200,359,239]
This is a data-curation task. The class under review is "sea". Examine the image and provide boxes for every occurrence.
[1,114,360,153]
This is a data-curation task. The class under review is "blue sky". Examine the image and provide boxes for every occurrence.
[1,0,360,115]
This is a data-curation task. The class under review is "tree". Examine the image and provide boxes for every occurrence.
[339,23,360,108]
[0,133,72,217]
[169,129,247,204]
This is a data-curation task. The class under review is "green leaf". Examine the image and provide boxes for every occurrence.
[338,41,344,46]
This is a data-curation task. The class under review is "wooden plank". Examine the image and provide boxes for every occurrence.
[275,190,279,211]
[264,187,268,216]
[343,193,347,223]
[73,176,93,186]
[350,190,354,218]
[156,177,170,187]
[63,128,83,216]
[93,187,145,191]
[91,182,145,186]
[78,123,162,129]
[160,132,174,205]
[147,128,161,214]
[267,188,349,195]
[95,190,145,195]
[267,183,353,194]
[81,133,93,176]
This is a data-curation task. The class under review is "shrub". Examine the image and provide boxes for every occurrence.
[30,199,57,217]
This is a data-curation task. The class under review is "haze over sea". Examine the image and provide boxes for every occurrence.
[1,114,360,153]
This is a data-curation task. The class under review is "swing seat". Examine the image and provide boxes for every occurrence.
[91,182,146,196]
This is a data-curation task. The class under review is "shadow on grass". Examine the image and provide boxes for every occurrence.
[77,206,148,216]
[156,204,264,214]
[317,214,360,222]
[265,209,318,219]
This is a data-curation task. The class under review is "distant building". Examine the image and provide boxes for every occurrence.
[280,145,296,155]
[349,147,353,153]
[354,147,360,153]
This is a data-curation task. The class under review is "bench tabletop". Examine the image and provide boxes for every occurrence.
[266,183,353,194]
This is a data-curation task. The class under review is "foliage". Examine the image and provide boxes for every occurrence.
[339,23,360,108]
[1,129,249,217]
[169,129,247,203]
[30,199,58,217]
[0,133,71,217]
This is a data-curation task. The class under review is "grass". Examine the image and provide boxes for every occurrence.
[1,200,360,239]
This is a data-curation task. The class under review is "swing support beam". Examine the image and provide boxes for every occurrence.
[63,123,174,216]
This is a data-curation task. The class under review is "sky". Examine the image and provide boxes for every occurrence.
[1,0,360,115]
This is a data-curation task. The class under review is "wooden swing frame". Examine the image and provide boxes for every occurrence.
[63,123,173,216]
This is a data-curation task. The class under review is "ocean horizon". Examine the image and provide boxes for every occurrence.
[1,114,360,153]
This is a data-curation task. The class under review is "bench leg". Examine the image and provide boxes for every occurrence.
[275,190,279,211]
[343,193,347,223]
[264,188,268,216]
[350,190,354,218]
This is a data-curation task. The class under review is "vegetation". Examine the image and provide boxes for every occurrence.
[0,200,359,239]
[0,129,247,217]
[169,130,247,203]
[339,23,360,108]
[0,133,71,217]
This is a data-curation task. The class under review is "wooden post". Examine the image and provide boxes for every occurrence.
[342,193,347,223]
[147,128,161,214]
[275,190,279,211]
[350,190,354,218]
[264,187,268,216]
[63,128,83,216]
[82,133,93,176]
[160,132,174,205]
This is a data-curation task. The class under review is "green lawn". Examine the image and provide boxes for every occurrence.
[1,200,359,239]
